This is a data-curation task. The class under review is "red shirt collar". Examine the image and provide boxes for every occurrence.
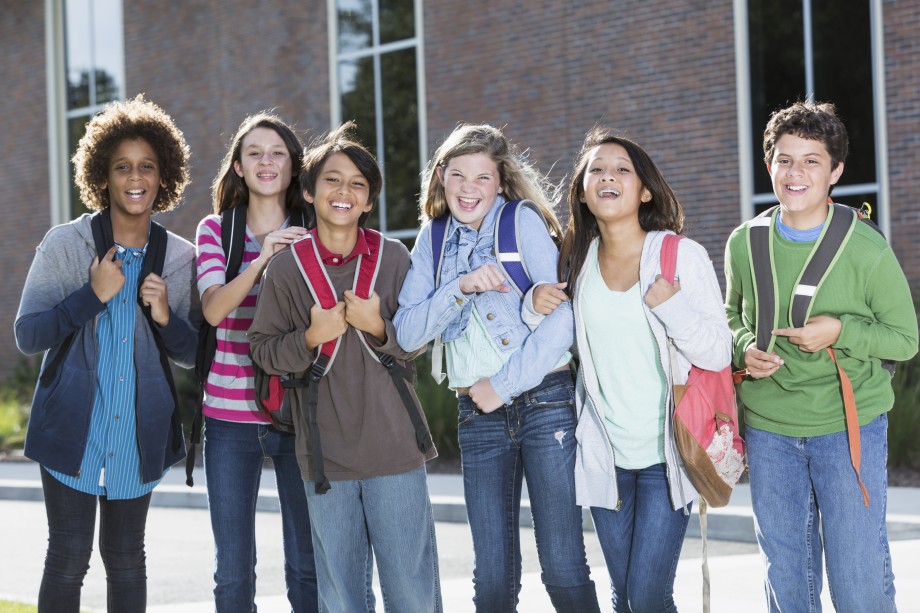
[312,228,370,266]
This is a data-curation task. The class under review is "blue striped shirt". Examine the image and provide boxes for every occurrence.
[47,243,164,498]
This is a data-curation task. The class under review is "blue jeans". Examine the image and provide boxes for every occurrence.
[204,417,317,612]
[304,465,441,612]
[458,369,600,613]
[590,463,690,613]
[38,466,150,613]
[747,414,896,612]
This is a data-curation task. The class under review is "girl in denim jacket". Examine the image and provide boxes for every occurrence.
[394,124,601,612]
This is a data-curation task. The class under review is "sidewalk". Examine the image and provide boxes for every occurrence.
[2,458,919,611]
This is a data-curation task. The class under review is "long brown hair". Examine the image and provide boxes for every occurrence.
[419,124,562,238]
[559,128,684,296]
[211,112,306,217]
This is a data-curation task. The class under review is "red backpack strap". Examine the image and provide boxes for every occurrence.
[659,233,685,284]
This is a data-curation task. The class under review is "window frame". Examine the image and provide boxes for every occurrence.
[734,0,890,240]
[45,0,126,225]
[327,0,427,239]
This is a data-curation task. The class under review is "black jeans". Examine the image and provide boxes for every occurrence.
[39,467,151,613]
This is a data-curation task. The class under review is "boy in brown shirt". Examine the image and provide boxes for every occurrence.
[249,123,441,612]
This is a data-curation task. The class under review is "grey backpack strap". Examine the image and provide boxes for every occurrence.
[747,207,778,352]
[788,204,857,328]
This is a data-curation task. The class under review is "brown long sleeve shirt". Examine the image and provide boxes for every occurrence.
[249,236,437,482]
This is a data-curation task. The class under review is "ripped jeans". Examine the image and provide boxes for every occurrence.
[458,369,600,613]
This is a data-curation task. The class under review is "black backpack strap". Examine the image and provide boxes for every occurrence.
[377,353,434,454]
[140,221,183,454]
[307,357,332,494]
[186,206,249,485]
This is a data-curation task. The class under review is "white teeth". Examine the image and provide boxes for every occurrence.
[599,188,620,197]
[459,198,477,205]
[787,185,807,192]
[127,190,144,196]
[331,201,352,211]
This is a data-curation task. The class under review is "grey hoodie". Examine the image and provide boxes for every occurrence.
[15,213,200,483]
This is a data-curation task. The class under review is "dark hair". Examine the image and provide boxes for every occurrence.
[212,112,307,217]
[419,123,562,237]
[763,100,848,169]
[558,127,684,296]
[300,121,382,227]
[72,94,190,212]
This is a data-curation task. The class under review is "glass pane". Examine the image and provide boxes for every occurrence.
[339,58,380,228]
[337,0,373,53]
[380,48,420,231]
[68,115,93,219]
[379,0,414,45]
[65,0,92,109]
[748,0,805,194]
[813,0,875,186]
[92,0,124,104]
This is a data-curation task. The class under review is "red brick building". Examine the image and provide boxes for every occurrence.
[2,0,918,378]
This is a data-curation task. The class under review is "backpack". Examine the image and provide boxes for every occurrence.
[41,208,183,455]
[185,207,305,485]
[661,234,746,612]
[660,234,746,508]
[427,199,546,382]
[744,202,886,506]
[286,227,433,494]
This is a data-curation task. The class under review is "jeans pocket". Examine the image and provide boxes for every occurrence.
[458,405,477,428]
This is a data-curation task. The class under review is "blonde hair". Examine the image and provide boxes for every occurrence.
[419,124,562,237]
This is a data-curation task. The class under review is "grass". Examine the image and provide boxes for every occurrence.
[0,601,37,613]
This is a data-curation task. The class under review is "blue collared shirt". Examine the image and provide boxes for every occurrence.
[47,243,162,499]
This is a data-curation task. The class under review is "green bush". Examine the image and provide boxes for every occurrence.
[889,348,920,468]
[0,356,38,451]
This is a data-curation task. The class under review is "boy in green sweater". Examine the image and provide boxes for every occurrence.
[725,101,917,611]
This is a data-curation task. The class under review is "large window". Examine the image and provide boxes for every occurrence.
[330,0,426,239]
[739,0,888,233]
[46,0,124,222]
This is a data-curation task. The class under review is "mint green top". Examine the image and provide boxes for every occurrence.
[725,209,918,437]
[447,305,571,390]
[582,252,666,469]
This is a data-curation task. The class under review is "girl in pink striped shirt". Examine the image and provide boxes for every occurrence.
[195,113,317,611]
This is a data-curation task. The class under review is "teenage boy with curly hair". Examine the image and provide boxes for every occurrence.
[15,94,200,612]
[725,100,918,611]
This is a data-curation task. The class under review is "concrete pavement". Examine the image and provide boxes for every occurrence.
[1,458,919,611]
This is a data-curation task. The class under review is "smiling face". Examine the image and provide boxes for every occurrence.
[305,152,373,232]
[103,138,165,221]
[436,152,502,231]
[233,126,294,201]
[769,133,844,229]
[580,143,651,226]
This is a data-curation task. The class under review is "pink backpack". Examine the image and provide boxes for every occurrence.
[660,234,746,507]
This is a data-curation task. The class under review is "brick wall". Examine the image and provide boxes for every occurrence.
[126,0,332,242]
[885,2,920,292]
[423,0,741,279]
[1,4,52,378]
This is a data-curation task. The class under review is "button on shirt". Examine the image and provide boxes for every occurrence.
[47,243,162,498]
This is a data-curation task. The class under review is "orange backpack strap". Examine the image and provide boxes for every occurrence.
[826,347,870,506]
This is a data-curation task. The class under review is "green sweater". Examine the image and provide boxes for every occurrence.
[724,212,918,437]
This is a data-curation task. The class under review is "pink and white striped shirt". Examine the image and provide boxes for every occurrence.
[196,213,283,423]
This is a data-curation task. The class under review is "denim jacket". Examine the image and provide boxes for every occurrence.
[394,196,574,404]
